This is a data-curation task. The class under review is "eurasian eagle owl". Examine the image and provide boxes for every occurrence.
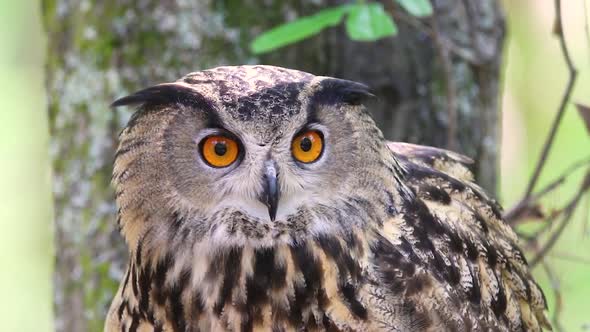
[105,65,550,332]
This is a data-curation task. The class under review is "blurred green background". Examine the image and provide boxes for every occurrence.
[0,1,54,332]
[0,1,588,331]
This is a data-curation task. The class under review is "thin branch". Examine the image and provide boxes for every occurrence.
[584,0,590,67]
[504,156,590,223]
[521,181,590,244]
[522,0,578,199]
[549,251,590,265]
[521,207,569,246]
[530,206,575,268]
[583,185,590,237]
[542,261,564,332]
[430,12,458,150]
[530,172,590,267]
[521,220,553,244]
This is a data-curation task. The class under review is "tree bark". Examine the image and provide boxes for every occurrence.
[43,0,504,330]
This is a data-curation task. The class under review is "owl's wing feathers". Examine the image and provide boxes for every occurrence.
[386,142,474,181]
[375,143,551,331]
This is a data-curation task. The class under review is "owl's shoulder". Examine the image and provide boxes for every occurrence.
[370,142,551,331]
[387,142,474,181]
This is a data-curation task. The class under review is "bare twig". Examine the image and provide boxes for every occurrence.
[506,0,580,226]
[504,0,589,327]
[520,206,571,246]
[530,172,590,267]
[430,13,458,150]
[520,176,590,244]
[542,261,564,332]
[549,251,590,265]
[584,0,590,67]
[521,0,578,199]
[582,183,590,237]
[520,220,552,244]
[504,157,590,223]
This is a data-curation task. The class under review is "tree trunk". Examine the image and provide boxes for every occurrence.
[43,0,504,330]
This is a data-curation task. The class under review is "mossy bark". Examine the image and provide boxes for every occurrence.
[43,0,504,330]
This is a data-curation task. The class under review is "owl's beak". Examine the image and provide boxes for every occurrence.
[261,160,280,221]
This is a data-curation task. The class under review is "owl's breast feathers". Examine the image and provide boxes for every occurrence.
[107,142,550,332]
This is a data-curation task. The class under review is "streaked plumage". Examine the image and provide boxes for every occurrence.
[105,65,551,332]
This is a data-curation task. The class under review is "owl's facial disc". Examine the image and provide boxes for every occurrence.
[192,123,331,223]
[111,66,378,243]
[198,128,327,222]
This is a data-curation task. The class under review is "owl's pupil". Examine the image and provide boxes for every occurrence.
[300,137,312,152]
[214,142,227,156]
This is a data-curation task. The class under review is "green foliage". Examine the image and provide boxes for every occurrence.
[250,0,433,54]
[395,0,433,17]
[250,5,352,54]
[346,3,397,41]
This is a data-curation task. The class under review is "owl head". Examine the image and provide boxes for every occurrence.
[112,65,398,250]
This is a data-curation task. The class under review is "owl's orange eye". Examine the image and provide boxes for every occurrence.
[201,135,239,168]
[292,130,324,163]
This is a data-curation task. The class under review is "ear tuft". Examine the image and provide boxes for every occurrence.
[316,78,375,106]
[111,83,203,108]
